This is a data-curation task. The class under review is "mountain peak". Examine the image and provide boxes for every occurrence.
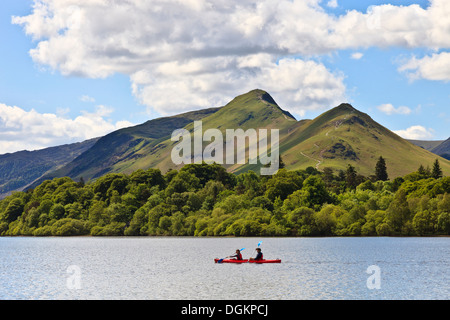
[231,89,273,103]
[260,91,278,106]
[335,103,357,112]
[326,103,361,118]
[246,88,278,106]
[225,89,296,121]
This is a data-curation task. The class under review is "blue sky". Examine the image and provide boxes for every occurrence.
[0,1,139,122]
[0,0,449,153]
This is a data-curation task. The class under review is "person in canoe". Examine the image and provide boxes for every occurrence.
[249,248,263,261]
[229,249,243,260]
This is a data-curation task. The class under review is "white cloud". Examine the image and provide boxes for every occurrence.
[80,95,95,103]
[399,51,450,81]
[393,125,434,140]
[0,103,133,154]
[11,0,450,117]
[131,56,346,117]
[377,103,412,115]
[351,52,364,60]
[327,0,338,9]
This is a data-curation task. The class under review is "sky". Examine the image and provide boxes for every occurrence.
[0,0,449,154]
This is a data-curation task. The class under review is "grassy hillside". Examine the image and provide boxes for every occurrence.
[29,107,221,188]
[0,138,99,197]
[22,90,450,189]
[280,104,450,177]
[108,89,297,175]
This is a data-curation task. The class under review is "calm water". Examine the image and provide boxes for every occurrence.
[0,237,448,300]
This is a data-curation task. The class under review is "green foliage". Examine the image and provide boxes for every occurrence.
[432,159,443,179]
[375,156,389,181]
[264,169,304,201]
[0,163,448,237]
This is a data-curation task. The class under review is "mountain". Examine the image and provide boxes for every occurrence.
[0,138,98,197]
[28,106,222,188]
[32,89,296,185]
[274,103,450,177]
[158,88,297,173]
[431,138,450,160]
[407,139,445,151]
[408,138,450,160]
[4,89,450,194]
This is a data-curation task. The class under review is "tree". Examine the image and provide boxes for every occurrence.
[432,159,443,179]
[130,168,166,189]
[386,189,411,232]
[180,162,235,188]
[78,177,85,187]
[417,165,426,175]
[165,171,201,196]
[279,155,286,170]
[287,207,315,236]
[437,211,450,235]
[322,167,334,186]
[417,164,431,179]
[282,176,332,211]
[313,205,339,236]
[264,169,303,201]
[49,203,65,220]
[413,210,438,235]
[2,198,24,223]
[375,156,388,181]
[346,164,358,189]
[263,155,285,172]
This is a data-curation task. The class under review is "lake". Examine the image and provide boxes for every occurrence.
[0,237,448,300]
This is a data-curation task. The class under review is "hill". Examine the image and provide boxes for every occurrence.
[138,89,297,174]
[407,139,444,151]
[431,138,450,160]
[276,103,450,177]
[31,89,296,186]
[28,106,221,189]
[5,89,450,194]
[0,138,98,197]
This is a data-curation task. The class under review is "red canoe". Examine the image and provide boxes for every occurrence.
[214,259,281,264]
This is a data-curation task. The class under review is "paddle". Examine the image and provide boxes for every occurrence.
[217,247,245,263]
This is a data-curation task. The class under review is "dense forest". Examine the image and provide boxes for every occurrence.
[0,158,449,237]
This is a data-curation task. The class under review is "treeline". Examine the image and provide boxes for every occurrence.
[0,160,449,237]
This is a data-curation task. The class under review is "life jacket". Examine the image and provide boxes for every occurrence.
[255,252,263,260]
[237,253,242,260]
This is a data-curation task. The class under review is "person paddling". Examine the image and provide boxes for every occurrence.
[229,249,243,260]
[249,248,263,261]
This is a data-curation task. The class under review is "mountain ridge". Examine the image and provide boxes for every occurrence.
[1,89,449,196]
[431,138,450,160]
[27,106,222,189]
[0,138,99,197]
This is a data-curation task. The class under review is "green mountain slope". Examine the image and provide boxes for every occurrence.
[0,138,99,196]
[101,89,297,175]
[22,90,450,189]
[279,103,450,177]
[29,107,221,188]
